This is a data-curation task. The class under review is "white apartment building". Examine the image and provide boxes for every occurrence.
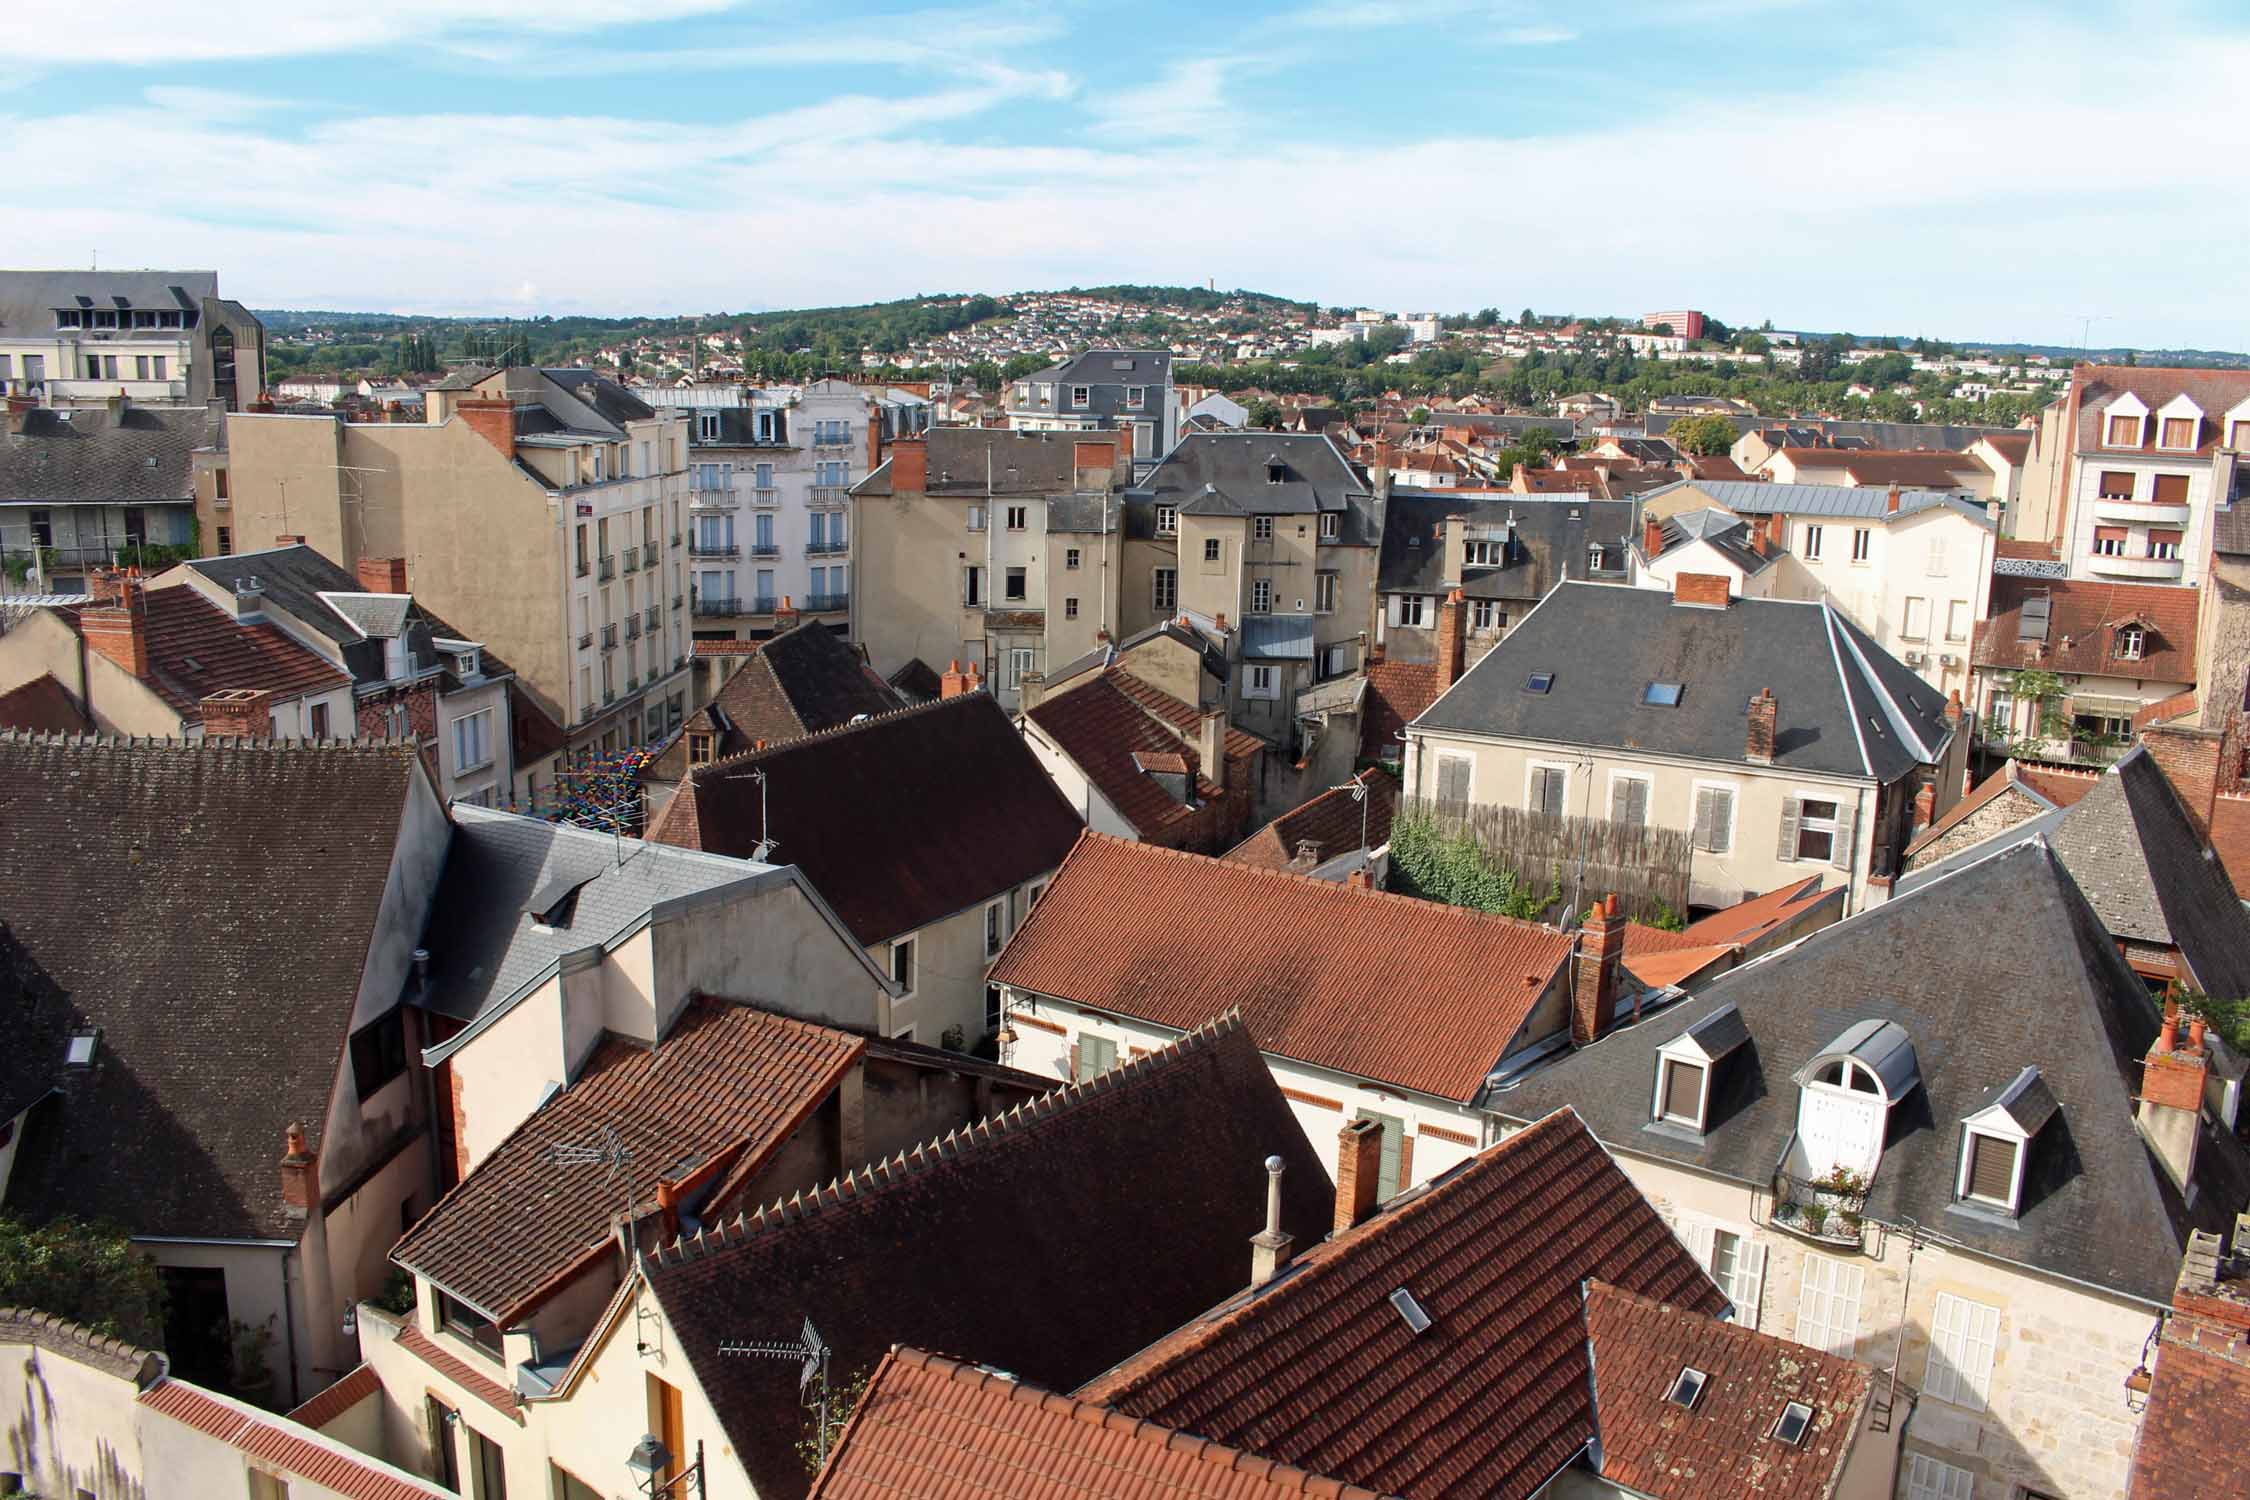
[0,269,266,409]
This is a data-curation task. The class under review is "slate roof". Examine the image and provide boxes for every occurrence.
[1078,1109,1724,1500]
[0,270,218,337]
[1902,759,2095,861]
[1025,673,1227,838]
[646,694,1084,946]
[394,999,866,1320]
[1496,839,2244,1304]
[886,657,942,703]
[860,428,1105,497]
[1043,620,1230,696]
[1223,770,1399,873]
[1414,583,1953,783]
[0,673,90,732]
[990,834,1573,1101]
[1766,449,1988,488]
[1638,507,1775,575]
[416,805,779,1033]
[541,368,657,432]
[0,403,219,505]
[1895,749,2250,999]
[647,1017,1334,1500]
[1023,348,1173,387]
[809,1346,1392,1500]
[1379,491,1634,601]
[1647,478,1992,527]
[655,623,903,777]
[1584,1280,1874,1500]
[1128,433,1377,544]
[1971,574,2198,683]
[0,736,419,1240]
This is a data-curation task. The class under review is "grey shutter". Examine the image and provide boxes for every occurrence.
[1710,788,1734,853]
[1438,757,1470,806]
[1663,1060,1705,1122]
[1611,778,1632,823]
[1693,788,1718,851]
[1628,779,1650,826]
[1777,795,1802,861]
[1967,1135,2016,1203]
[1536,768,1564,817]
[1832,799,1859,871]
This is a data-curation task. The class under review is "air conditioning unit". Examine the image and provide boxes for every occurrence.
[1940,653,1960,667]
[1903,650,1925,666]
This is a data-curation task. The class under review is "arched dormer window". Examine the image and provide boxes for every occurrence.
[1790,1019,1921,1181]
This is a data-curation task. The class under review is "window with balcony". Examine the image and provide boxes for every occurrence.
[2093,525,2128,557]
[2097,470,2135,500]
[2150,529,2183,561]
[2160,416,2199,450]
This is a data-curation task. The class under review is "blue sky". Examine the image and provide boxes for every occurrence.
[3,0,2247,350]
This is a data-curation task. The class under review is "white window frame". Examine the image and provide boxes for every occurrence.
[1945,600,1970,642]
[889,933,918,997]
[1471,599,1498,629]
[1005,505,1028,532]
[452,708,494,774]
[1526,760,1570,818]
[1691,780,1737,855]
[1319,511,1341,541]
[1070,384,1091,409]
[1851,527,1872,564]
[1802,524,1823,560]
[966,504,986,532]
[1124,385,1146,411]
[1793,1254,1864,1356]
[1154,504,1178,537]
[1152,568,1178,612]
[1245,663,1280,701]
[1673,1212,1765,1327]
[1902,595,1930,640]
[1251,578,1273,613]
[1957,1124,2026,1212]
[2117,625,2145,661]
[1924,1293,2002,1412]
[1253,515,1274,541]
[1394,594,1427,628]
[1654,1055,1710,1128]
[1904,1453,1974,1500]
[1794,795,1842,863]
[1202,537,1223,564]
[1315,571,1339,615]
[984,899,1007,959]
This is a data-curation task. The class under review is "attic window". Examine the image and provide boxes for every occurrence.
[64,1031,98,1067]
[2116,626,2145,662]
[1526,672,1555,694]
[1666,1367,1708,1409]
[1643,681,1685,707]
[1267,462,1286,484]
[2018,592,2051,643]
[1773,1401,1814,1446]
[526,873,597,930]
[1388,1288,1432,1335]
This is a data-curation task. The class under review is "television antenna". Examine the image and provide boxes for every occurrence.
[718,1317,833,1464]
[1327,775,1375,858]
[545,1123,641,1269]
[718,765,778,862]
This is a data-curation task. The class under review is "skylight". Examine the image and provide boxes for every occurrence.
[1643,681,1685,707]
[1773,1401,1814,1446]
[1388,1288,1432,1335]
[65,1032,97,1067]
[1666,1367,1708,1408]
[1526,672,1555,694]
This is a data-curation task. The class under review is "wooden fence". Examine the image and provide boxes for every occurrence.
[1401,795,1692,924]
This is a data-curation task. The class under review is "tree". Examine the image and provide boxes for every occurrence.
[1670,413,1736,456]
[1409,406,1431,424]
[0,1215,167,1346]
[1243,399,1288,430]
[1649,322,1675,337]
[1519,307,1535,328]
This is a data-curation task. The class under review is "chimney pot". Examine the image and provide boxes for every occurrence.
[1887,484,1901,515]
[1335,1118,1385,1233]
[356,556,410,595]
[1745,687,1778,766]
[279,1122,317,1219]
[2139,996,2210,1192]
[1346,867,1375,891]
[1912,781,1936,831]
[1572,894,1628,1046]
[1250,1154,1294,1286]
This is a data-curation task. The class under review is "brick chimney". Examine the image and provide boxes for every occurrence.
[455,397,517,456]
[2142,721,2229,835]
[1073,439,1120,491]
[274,534,306,547]
[2138,999,2210,1193]
[5,394,34,435]
[1436,587,1467,687]
[279,1123,317,1221]
[940,658,973,698]
[1335,1117,1384,1233]
[356,557,409,595]
[1642,512,1664,558]
[1249,1155,1293,1287]
[1746,687,1777,765]
[1886,484,1901,516]
[1345,867,1375,891]
[1199,708,1228,791]
[86,566,127,607]
[81,576,151,679]
[866,413,883,472]
[889,436,929,494]
[200,687,275,738]
[1912,781,1936,830]
[1672,571,1730,608]
[1571,893,1626,1047]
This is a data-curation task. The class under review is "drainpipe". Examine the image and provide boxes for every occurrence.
[280,1245,302,1408]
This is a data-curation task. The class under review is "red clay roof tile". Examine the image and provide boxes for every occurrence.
[392,1324,521,1416]
[991,833,1573,1100]
[1222,770,1398,872]
[1972,575,2198,683]
[1361,659,1443,760]
[285,1363,382,1430]
[72,585,352,720]
[0,673,91,733]
[141,1378,450,1499]
[1027,674,1224,836]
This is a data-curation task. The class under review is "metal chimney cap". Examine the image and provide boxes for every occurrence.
[1263,1155,1285,1174]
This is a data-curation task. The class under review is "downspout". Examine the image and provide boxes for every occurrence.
[280,1244,302,1408]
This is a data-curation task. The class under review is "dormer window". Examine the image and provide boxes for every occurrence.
[2156,394,2204,451]
[2116,625,2145,662]
[1155,505,1178,537]
[1953,1066,2054,1219]
[1791,1020,1921,1181]
[1652,1004,1748,1134]
[1267,461,1287,484]
[697,411,720,442]
[2102,395,2148,449]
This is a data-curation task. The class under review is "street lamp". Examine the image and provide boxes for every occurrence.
[627,1435,705,1498]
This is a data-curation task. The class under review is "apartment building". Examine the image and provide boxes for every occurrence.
[1642,478,1998,699]
[1005,347,1176,465]
[1377,488,1634,667]
[0,395,219,590]
[1117,432,1384,744]
[0,269,266,409]
[223,366,692,761]
[1406,578,1969,913]
[2016,365,2250,588]
[850,427,1130,714]
[680,377,872,647]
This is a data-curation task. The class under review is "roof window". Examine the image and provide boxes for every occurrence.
[1954,1065,2054,1219]
[1388,1288,1432,1335]
[64,1030,98,1067]
[1526,672,1555,694]
[1643,681,1685,707]
[1666,1367,1708,1409]
[1773,1401,1814,1445]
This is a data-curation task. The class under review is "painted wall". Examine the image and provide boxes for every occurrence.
[652,875,889,1035]
[0,1333,151,1500]
[1018,714,1137,836]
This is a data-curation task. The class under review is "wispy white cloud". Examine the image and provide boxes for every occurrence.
[1090,57,1247,140]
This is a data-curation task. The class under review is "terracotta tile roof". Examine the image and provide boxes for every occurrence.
[1222,769,1399,872]
[1980,430,2033,461]
[1682,454,1749,481]
[392,1323,522,1415]
[66,586,352,721]
[1620,922,1736,991]
[1584,1281,1874,1500]
[646,694,1084,945]
[1971,574,2198,683]
[2074,366,2250,456]
[992,834,1573,1100]
[1026,673,1224,837]
[647,1017,1336,1500]
[1079,1109,1725,1499]
[2135,688,2200,731]
[286,1363,383,1430]
[1676,875,1834,948]
[2211,795,2250,898]
[140,1378,451,1499]
[1109,668,1265,760]
[394,999,865,1321]
[2129,1330,2250,1499]
[1994,537,2061,561]
[1360,658,1442,759]
[1768,449,1984,487]
[809,1346,1397,1499]
[0,673,90,732]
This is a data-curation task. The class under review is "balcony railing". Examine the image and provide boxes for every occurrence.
[693,597,745,617]
[671,593,684,610]
[598,556,617,581]
[690,490,738,512]
[626,675,640,692]
[805,591,850,612]
[670,532,682,548]
[576,558,591,578]
[751,487,781,507]
[624,616,641,640]
[751,542,782,558]
[1772,1168,1869,1248]
[2094,496,2191,526]
[688,540,740,559]
[811,431,852,449]
[807,538,848,555]
[577,631,593,651]
[621,546,640,573]
[600,624,618,649]
[644,606,660,630]
[603,688,617,706]
[752,594,779,614]
[810,486,849,507]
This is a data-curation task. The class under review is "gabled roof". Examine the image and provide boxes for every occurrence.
[990,833,1573,1101]
[1414,583,1952,783]
[1675,874,1837,949]
[394,999,866,1321]
[1902,758,2096,861]
[1638,506,1774,574]
[50,586,352,722]
[647,1017,1334,1500]
[0,673,91,733]
[1585,1281,1874,1500]
[0,402,220,506]
[1024,672,1224,838]
[1360,657,1443,760]
[0,269,219,336]
[646,693,1085,945]
[1024,347,1173,386]
[1078,1109,1724,1500]
[1130,433,1372,533]
[1222,770,1399,874]
[1498,840,2241,1304]
[1897,749,2250,999]
[1971,574,2197,683]
[2074,366,2250,456]
[809,1346,1394,1500]
[1378,491,1634,600]
[140,1379,450,1500]
[656,623,904,774]
[0,735,422,1240]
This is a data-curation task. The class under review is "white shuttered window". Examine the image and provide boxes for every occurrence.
[1794,1255,1864,1355]
[1924,1293,2002,1410]
[1905,1452,1975,1500]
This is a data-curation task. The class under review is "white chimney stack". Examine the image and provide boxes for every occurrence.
[1250,1154,1293,1287]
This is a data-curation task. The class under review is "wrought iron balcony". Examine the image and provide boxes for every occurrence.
[751,542,782,558]
[688,540,740,560]
[693,596,745,617]
[597,556,617,581]
[806,538,848,555]
[600,624,618,649]
[751,594,779,614]
[805,591,849,612]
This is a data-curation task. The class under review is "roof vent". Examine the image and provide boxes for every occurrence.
[1387,1287,1432,1335]
[1666,1367,1708,1409]
[1773,1401,1814,1445]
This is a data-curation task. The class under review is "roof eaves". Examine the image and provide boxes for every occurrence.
[1819,603,1877,778]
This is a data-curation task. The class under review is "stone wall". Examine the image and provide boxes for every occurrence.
[1903,785,2048,871]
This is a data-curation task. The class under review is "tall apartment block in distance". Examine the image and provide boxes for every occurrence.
[0,269,266,410]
